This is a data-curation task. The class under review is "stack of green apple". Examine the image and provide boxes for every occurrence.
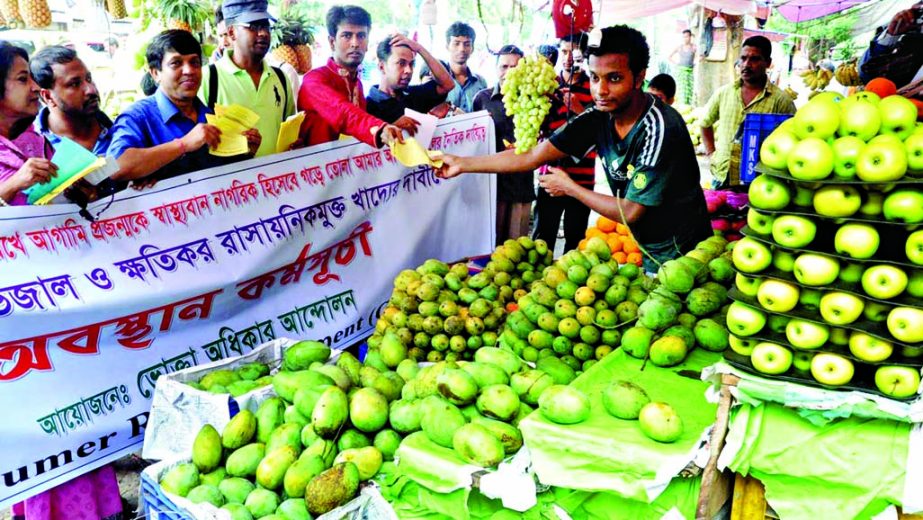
[498,236,644,373]
[617,235,738,368]
[369,237,553,363]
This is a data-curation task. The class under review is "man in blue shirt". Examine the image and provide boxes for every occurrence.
[442,22,487,113]
[108,30,260,186]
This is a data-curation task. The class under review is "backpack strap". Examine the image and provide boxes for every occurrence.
[271,66,289,119]
[207,63,218,110]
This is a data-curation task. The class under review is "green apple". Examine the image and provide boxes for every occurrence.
[793,98,840,140]
[726,301,767,337]
[746,208,774,235]
[861,265,908,300]
[830,136,866,179]
[732,237,772,274]
[858,191,883,216]
[810,352,855,386]
[878,95,918,140]
[838,262,866,283]
[771,215,816,248]
[785,318,830,350]
[813,184,862,217]
[874,365,921,399]
[837,100,881,141]
[787,137,834,181]
[792,351,814,372]
[887,307,923,343]
[750,342,793,375]
[735,273,762,297]
[728,334,758,356]
[864,300,893,322]
[834,223,879,259]
[799,288,823,311]
[793,253,840,286]
[829,327,850,346]
[792,184,816,208]
[906,230,923,265]
[848,331,893,362]
[856,140,908,182]
[767,314,791,334]
[846,91,880,105]
[638,402,683,443]
[819,291,864,325]
[903,346,923,358]
[759,128,799,170]
[812,92,844,105]
[747,174,791,210]
[906,133,923,173]
[908,269,923,298]
[869,133,904,147]
[757,279,800,313]
[772,248,797,272]
[883,189,923,224]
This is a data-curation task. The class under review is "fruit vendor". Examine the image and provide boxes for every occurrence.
[297,5,406,148]
[699,35,795,188]
[437,25,710,273]
[200,0,296,158]
[108,30,260,187]
[365,33,454,125]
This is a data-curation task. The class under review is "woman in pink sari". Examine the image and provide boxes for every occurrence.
[1,41,124,520]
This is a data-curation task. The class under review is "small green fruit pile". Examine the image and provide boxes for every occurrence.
[185,362,272,397]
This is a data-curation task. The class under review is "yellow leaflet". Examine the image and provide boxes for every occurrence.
[276,111,305,153]
[390,137,444,168]
[215,103,260,129]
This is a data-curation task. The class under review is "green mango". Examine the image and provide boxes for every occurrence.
[254,398,284,444]
[538,385,591,424]
[283,455,325,498]
[311,364,352,392]
[303,438,337,468]
[371,371,405,402]
[225,443,265,478]
[283,405,309,428]
[256,445,298,490]
[359,365,381,388]
[187,484,224,507]
[283,340,331,371]
[336,351,362,386]
[305,462,360,516]
[459,362,509,388]
[475,384,520,422]
[396,359,419,382]
[159,462,199,497]
[191,424,222,473]
[221,503,254,520]
[222,410,256,450]
[218,477,254,504]
[452,423,505,467]
[272,370,334,403]
[311,386,349,438]
[420,396,466,448]
[389,399,422,434]
[227,380,259,397]
[266,423,302,456]
[236,362,269,381]
[300,424,319,448]
[199,467,226,487]
[510,370,555,405]
[334,446,383,480]
[349,388,389,433]
[436,368,478,405]
[471,417,523,454]
[244,488,280,519]
[199,369,240,390]
[535,356,577,385]
[277,498,311,520]
[474,347,522,376]
[373,429,402,461]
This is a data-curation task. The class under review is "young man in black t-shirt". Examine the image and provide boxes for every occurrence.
[436,25,710,272]
[366,34,454,126]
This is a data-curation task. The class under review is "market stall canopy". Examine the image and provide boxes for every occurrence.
[596,0,756,20]
[743,28,796,41]
[774,0,871,22]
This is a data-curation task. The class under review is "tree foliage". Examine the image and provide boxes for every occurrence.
[767,10,859,62]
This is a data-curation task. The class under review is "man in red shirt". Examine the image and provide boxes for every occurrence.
[298,5,406,147]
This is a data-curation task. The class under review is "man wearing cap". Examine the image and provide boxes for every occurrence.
[436,25,710,273]
[298,5,405,148]
[200,0,295,157]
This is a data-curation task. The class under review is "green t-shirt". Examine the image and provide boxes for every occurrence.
[549,95,710,263]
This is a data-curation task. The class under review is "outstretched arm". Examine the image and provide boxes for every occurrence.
[436,139,567,178]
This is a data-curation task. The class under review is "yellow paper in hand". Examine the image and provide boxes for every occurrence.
[276,111,305,153]
[206,114,250,157]
[215,104,260,130]
[390,137,444,168]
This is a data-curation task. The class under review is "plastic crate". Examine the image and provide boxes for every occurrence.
[739,113,792,184]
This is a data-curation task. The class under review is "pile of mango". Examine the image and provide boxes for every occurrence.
[499,236,644,372]
[619,236,736,367]
[369,237,554,363]
[186,362,273,397]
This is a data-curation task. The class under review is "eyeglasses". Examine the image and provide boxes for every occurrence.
[236,21,271,33]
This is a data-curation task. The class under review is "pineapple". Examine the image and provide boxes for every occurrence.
[18,0,50,28]
[294,44,312,72]
[159,0,207,33]
[106,0,127,20]
[0,0,21,25]
[271,8,314,74]
[167,18,192,32]
[272,45,299,71]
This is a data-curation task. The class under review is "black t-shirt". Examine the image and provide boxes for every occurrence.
[365,82,447,124]
[549,95,710,252]
[472,85,534,203]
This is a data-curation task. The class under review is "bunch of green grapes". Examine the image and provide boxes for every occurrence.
[501,54,557,154]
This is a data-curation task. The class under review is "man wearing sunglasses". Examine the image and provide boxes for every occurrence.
[199,0,295,157]
[436,25,710,273]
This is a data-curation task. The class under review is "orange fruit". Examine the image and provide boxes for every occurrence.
[627,252,642,266]
[909,97,923,119]
[585,227,605,240]
[615,223,629,235]
[865,78,896,98]
[506,302,519,312]
[607,235,623,253]
[596,216,617,233]
[622,240,640,254]
[578,238,588,250]
[613,251,628,264]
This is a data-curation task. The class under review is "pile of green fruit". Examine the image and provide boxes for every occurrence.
[499,236,645,372]
[185,362,273,397]
[618,235,736,367]
[369,237,554,363]
[602,380,683,443]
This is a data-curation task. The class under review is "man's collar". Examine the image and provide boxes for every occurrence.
[735,77,773,92]
[367,85,393,103]
[491,83,503,98]
[219,49,269,76]
[36,105,113,136]
[326,57,361,79]
[154,88,203,123]
[445,60,478,84]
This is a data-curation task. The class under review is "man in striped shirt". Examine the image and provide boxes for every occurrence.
[531,32,596,253]
[436,25,710,273]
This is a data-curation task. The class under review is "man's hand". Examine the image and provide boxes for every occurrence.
[131,177,158,190]
[429,102,453,118]
[288,138,305,151]
[392,116,421,136]
[434,154,466,179]
[379,124,406,146]
[886,6,921,35]
[538,166,578,197]
[242,128,262,156]
[181,123,222,152]
[12,158,58,191]
[389,33,422,54]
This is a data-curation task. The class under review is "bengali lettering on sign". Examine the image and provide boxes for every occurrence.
[0,112,494,510]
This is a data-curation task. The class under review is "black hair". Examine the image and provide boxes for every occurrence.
[742,35,772,61]
[0,42,29,99]
[584,25,650,77]
[146,30,203,70]
[445,22,475,45]
[326,5,371,38]
[648,73,676,100]
[498,44,524,59]
[559,32,586,46]
[30,45,78,89]
[376,35,412,62]
[682,29,692,36]
[141,71,157,96]
[215,4,224,25]
[537,44,557,66]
